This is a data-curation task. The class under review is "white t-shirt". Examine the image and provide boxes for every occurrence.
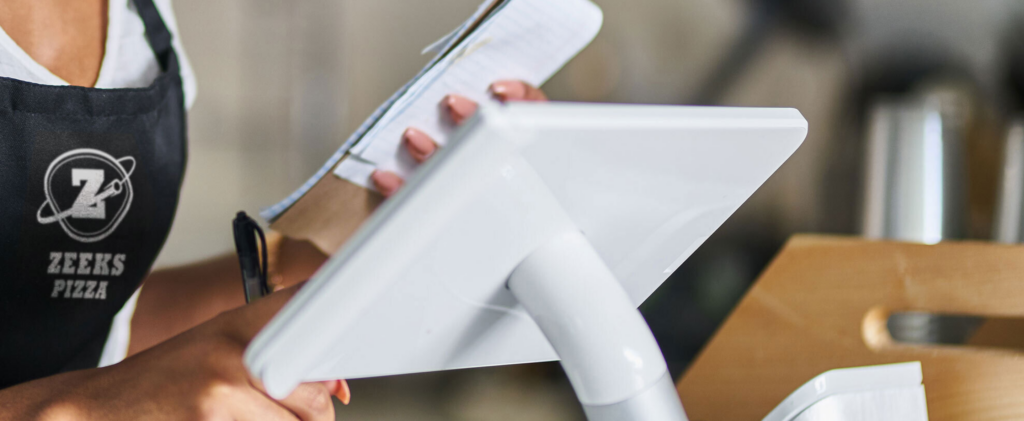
[0,0,197,367]
[0,0,197,108]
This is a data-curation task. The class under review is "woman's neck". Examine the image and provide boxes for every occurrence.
[0,0,107,87]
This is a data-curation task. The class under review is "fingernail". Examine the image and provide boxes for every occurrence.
[444,94,478,124]
[337,379,351,405]
[371,170,403,197]
[490,80,525,102]
[404,128,436,162]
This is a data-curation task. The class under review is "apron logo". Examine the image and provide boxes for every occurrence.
[36,148,136,243]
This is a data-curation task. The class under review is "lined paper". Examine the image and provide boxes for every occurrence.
[348,0,603,178]
[262,0,602,221]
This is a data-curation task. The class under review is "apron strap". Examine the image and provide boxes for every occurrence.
[132,0,175,72]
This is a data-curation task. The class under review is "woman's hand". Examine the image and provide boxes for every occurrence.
[94,80,546,421]
[263,80,547,284]
[371,80,548,197]
[4,285,348,421]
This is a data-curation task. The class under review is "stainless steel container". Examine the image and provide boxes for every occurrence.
[994,120,1024,243]
[861,85,971,244]
[861,83,975,345]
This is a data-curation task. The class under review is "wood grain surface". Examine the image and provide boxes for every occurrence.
[677,235,1024,421]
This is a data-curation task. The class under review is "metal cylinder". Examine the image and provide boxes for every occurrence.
[994,120,1024,243]
[861,83,976,345]
[861,85,971,244]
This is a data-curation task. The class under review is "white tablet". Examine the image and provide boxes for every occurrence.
[245,102,807,399]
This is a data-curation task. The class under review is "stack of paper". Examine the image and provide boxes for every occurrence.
[763,362,929,421]
[262,0,603,222]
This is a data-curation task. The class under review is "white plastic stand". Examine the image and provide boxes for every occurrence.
[244,104,807,415]
[508,231,689,421]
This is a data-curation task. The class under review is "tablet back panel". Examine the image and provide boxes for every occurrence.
[245,103,807,397]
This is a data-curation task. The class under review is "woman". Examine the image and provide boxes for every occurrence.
[0,0,546,419]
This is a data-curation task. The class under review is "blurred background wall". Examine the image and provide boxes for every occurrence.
[157,0,743,268]
[155,0,1024,418]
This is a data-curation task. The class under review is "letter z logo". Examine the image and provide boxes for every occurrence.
[70,169,106,219]
[36,149,136,243]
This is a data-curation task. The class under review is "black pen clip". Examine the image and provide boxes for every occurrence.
[233,211,269,303]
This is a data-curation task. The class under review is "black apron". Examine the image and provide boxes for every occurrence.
[0,0,186,389]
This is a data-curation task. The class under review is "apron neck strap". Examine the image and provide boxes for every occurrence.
[132,0,175,72]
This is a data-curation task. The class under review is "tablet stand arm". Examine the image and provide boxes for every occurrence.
[508,231,688,421]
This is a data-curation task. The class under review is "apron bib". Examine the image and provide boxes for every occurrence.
[0,0,186,388]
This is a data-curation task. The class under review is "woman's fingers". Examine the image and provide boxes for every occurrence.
[490,80,548,102]
[371,170,404,198]
[275,382,336,421]
[444,94,479,125]
[381,81,546,198]
[404,128,437,163]
[322,379,351,405]
[229,387,301,421]
[383,127,438,198]
[415,82,545,160]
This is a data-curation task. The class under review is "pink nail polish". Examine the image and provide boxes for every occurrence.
[444,94,478,123]
[404,128,435,160]
[490,81,525,102]
[371,171,403,196]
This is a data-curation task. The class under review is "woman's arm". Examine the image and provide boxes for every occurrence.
[127,253,246,356]
[128,234,328,356]
[1,285,343,421]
